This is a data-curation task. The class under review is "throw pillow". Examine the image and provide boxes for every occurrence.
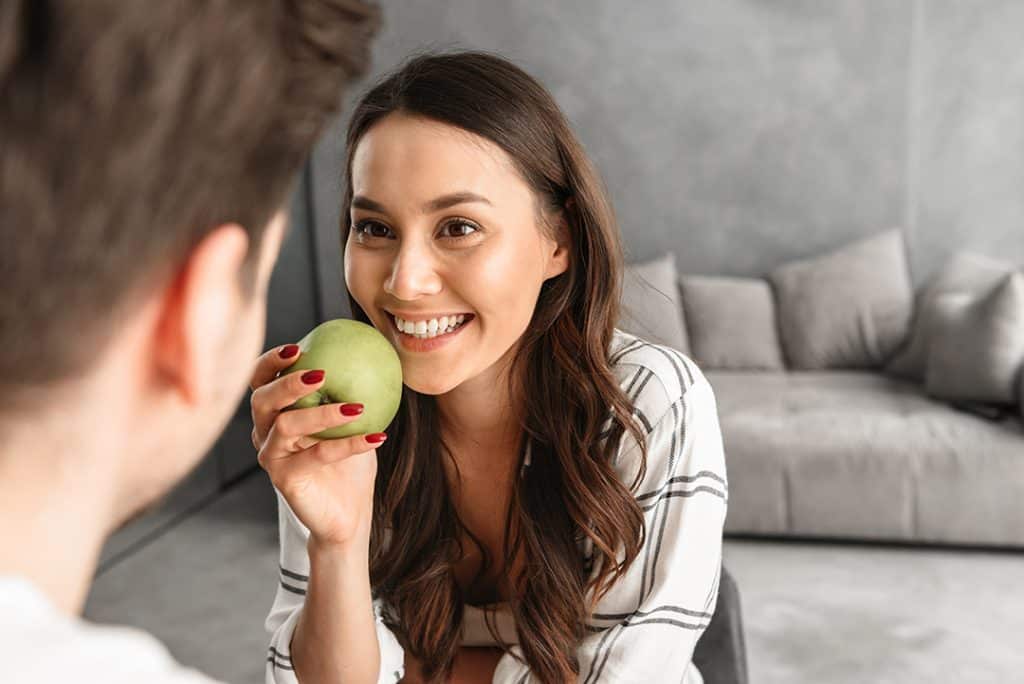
[925,273,1024,404]
[619,253,690,353]
[679,275,785,370]
[887,251,1014,381]
[769,229,913,369]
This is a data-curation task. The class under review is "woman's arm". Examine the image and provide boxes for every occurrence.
[291,537,381,684]
[265,491,407,684]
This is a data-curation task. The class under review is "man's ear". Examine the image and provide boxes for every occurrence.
[151,223,250,404]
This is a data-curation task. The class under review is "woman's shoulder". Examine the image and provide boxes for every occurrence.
[606,329,725,492]
[608,328,711,427]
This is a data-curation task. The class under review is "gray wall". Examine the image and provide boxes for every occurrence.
[309,0,1024,321]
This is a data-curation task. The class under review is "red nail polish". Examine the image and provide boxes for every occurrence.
[365,432,387,444]
[340,403,364,416]
[301,370,325,385]
[279,344,300,359]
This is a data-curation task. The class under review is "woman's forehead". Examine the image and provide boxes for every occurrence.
[351,113,527,205]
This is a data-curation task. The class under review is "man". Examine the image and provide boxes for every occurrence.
[0,1,378,681]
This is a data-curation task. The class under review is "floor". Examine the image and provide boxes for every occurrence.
[85,472,1024,684]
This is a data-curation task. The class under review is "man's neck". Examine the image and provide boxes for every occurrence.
[0,431,119,616]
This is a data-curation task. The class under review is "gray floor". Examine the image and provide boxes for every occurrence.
[85,473,1024,684]
[723,540,1024,683]
[85,471,281,684]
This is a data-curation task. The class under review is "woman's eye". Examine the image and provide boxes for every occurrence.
[354,220,393,239]
[441,220,479,239]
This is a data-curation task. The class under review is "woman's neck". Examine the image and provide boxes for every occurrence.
[436,354,525,473]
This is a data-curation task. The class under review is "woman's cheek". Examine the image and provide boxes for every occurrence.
[473,250,542,334]
[344,251,378,313]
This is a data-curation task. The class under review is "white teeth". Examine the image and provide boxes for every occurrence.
[393,314,469,339]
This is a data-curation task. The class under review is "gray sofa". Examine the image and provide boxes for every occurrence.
[620,231,1024,548]
[709,369,1024,546]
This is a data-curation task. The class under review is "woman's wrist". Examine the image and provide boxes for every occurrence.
[307,531,371,571]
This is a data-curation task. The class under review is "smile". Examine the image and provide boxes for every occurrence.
[385,312,475,352]
[393,313,468,338]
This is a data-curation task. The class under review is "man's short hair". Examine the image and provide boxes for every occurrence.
[0,0,378,402]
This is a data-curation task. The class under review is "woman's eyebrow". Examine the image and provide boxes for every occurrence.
[351,192,493,215]
[423,191,492,212]
[351,195,387,213]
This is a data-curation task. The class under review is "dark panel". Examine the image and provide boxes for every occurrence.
[264,171,320,349]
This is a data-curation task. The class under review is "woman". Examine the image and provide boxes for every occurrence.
[252,52,727,684]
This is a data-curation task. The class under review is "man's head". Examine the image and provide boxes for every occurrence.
[0,0,378,525]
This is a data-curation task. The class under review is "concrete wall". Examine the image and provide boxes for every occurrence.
[307,0,1024,321]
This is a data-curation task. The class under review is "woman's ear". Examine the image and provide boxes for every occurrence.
[543,203,572,281]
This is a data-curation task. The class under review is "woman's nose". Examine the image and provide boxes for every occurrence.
[383,246,443,301]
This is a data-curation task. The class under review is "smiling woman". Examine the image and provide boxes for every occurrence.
[344,110,569,384]
[263,51,728,684]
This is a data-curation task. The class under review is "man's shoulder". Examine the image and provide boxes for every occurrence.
[0,577,220,684]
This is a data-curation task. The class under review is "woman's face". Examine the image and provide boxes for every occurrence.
[344,112,569,396]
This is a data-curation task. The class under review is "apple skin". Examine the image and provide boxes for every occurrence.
[283,319,403,439]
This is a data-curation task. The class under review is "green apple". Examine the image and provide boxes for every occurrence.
[283,319,403,439]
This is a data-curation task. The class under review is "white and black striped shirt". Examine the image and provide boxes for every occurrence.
[266,329,728,684]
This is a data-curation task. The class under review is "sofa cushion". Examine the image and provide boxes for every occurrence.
[619,253,689,353]
[707,370,1024,545]
[769,230,913,370]
[925,273,1024,405]
[680,275,784,371]
[887,252,1014,381]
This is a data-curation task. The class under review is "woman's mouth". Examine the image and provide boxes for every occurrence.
[386,312,474,352]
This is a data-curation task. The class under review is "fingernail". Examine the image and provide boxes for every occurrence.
[279,344,300,359]
[301,370,325,385]
[340,403,364,416]
[365,432,387,444]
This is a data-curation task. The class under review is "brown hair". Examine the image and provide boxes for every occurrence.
[0,0,378,404]
[341,52,650,683]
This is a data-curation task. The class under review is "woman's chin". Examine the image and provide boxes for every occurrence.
[403,375,460,397]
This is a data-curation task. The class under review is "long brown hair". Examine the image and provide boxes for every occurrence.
[341,52,649,683]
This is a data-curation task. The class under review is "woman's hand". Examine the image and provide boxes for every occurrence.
[250,344,387,548]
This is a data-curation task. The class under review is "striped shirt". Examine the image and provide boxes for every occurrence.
[265,329,728,683]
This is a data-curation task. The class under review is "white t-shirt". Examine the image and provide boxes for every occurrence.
[0,576,219,684]
[266,329,726,684]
